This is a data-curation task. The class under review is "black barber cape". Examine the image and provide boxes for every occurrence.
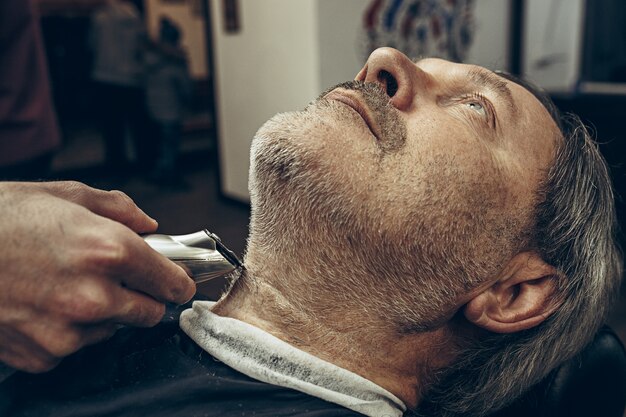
[0,303,363,417]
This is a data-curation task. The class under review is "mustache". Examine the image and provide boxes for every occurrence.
[316,81,407,153]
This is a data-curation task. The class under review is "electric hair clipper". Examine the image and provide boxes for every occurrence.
[143,229,242,283]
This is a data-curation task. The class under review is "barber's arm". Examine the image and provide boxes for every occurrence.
[0,181,196,373]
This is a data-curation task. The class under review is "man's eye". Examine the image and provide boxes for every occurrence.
[455,93,494,128]
[466,101,487,117]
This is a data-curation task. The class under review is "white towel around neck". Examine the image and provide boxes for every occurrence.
[180,301,406,417]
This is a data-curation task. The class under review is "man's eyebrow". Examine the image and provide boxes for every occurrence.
[467,67,518,118]
[412,59,518,119]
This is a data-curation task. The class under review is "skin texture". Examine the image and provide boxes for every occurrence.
[214,48,562,407]
[0,181,195,373]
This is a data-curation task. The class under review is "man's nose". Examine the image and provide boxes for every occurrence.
[355,47,425,111]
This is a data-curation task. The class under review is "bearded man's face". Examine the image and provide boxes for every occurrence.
[246,49,560,331]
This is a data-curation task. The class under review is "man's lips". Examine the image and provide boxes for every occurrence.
[324,90,380,141]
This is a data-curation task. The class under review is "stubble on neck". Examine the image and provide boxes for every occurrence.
[212,255,465,408]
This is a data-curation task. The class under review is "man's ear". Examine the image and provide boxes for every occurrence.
[463,252,562,333]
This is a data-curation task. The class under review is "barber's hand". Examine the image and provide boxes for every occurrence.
[0,181,195,373]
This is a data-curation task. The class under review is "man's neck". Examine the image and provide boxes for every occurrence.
[212,270,458,408]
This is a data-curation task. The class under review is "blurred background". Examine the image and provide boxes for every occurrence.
[2,0,625,350]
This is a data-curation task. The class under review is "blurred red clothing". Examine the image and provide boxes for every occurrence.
[0,0,60,166]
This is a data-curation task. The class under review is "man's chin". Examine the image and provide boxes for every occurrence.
[250,114,308,187]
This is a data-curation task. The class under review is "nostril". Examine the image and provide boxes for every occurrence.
[377,70,399,98]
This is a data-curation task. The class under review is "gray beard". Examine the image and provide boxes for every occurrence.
[244,83,527,334]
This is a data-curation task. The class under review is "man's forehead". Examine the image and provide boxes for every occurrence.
[494,71,564,131]
[497,72,563,138]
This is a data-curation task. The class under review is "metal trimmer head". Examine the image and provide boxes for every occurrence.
[143,229,243,283]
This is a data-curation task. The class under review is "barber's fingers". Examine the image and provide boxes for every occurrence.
[69,214,196,305]
[120,252,196,306]
[35,181,158,233]
[106,286,167,327]
[39,219,194,318]
[30,182,194,302]
[82,189,158,234]
[96,230,196,305]
[46,274,165,327]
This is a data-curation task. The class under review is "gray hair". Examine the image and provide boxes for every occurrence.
[414,90,623,415]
